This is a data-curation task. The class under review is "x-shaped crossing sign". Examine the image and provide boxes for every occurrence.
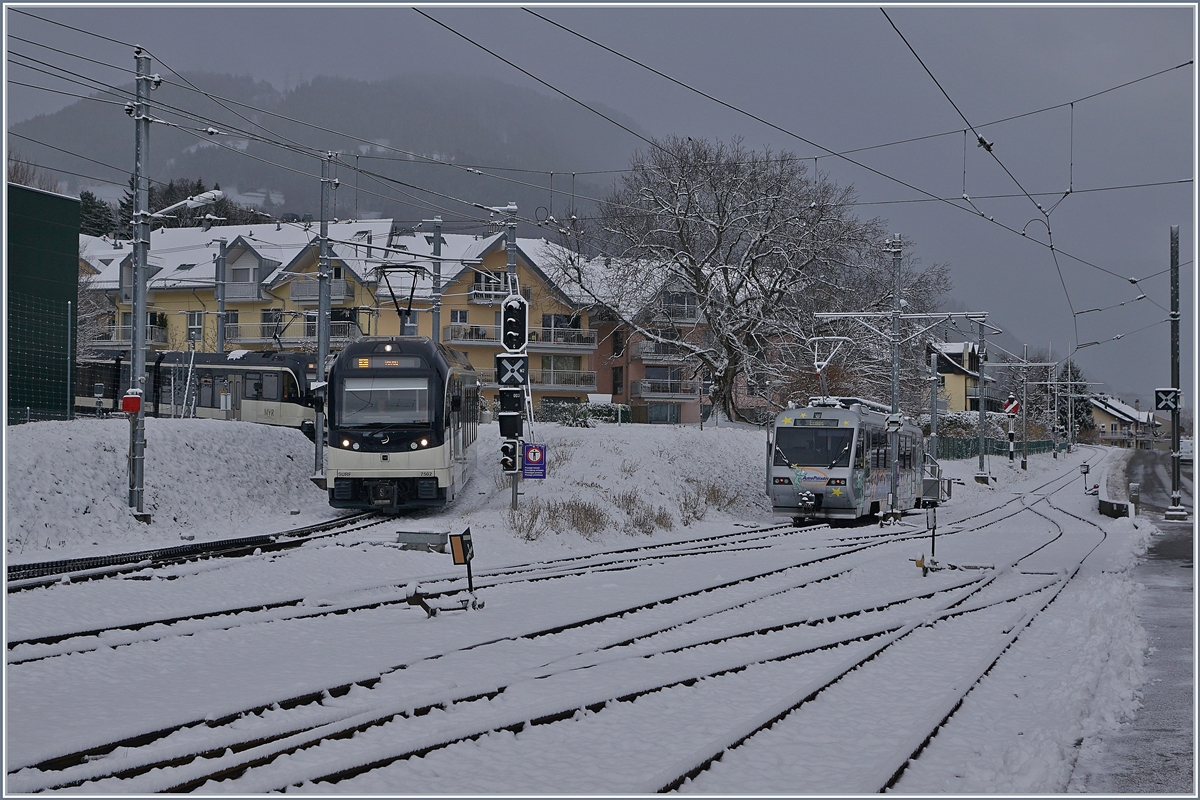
[495,354,529,387]
[1155,387,1180,412]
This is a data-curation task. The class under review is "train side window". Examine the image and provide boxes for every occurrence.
[855,434,865,468]
[244,372,263,400]
[281,370,298,400]
[262,372,280,401]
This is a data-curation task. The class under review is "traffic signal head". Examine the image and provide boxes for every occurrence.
[501,439,519,473]
[501,295,528,352]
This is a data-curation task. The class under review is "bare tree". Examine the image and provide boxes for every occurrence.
[548,136,952,420]
[8,150,60,192]
[75,255,113,359]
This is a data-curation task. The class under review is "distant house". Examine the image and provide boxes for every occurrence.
[1090,395,1160,449]
[930,341,1001,413]
[8,184,81,424]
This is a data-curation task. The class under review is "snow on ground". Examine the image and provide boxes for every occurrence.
[2,415,1162,792]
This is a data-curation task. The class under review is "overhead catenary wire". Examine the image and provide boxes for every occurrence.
[11,10,1187,331]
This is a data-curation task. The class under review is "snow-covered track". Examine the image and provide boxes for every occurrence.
[6,523,827,662]
[5,512,380,591]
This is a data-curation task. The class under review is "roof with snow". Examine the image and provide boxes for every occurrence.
[1090,394,1159,426]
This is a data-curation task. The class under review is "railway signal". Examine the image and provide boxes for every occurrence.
[501,439,519,474]
[501,294,528,352]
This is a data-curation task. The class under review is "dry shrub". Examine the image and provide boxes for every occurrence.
[619,458,640,477]
[508,498,549,541]
[508,496,610,541]
[546,498,609,539]
[611,488,674,535]
[678,479,744,525]
[545,439,580,470]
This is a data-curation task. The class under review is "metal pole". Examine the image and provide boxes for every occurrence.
[1052,359,1059,458]
[129,47,151,514]
[314,153,332,478]
[1167,225,1187,519]
[976,319,987,479]
[1021,344,1028,470]
[431,216,442,343]
[67,300,73,420]
[215,237,227,353]
[889,235,901,517]
[929,351,938,460]
[1070,355,1080,453]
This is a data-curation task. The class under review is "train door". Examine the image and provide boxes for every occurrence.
[226,372,243,420]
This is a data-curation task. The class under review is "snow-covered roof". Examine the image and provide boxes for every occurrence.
[1090,394,1158,426]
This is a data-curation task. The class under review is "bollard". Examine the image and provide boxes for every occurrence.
[1129,482,1140,517]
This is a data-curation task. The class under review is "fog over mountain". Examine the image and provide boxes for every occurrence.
[9,72,648,232]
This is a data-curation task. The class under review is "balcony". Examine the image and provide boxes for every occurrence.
[659,303,700,321]
[631,379,701,400]
[527,327,597,351]
[290,279,349,303]
[224,320,361,346]
[443,323,502,346]
[468,286,508,304]
[477,369,598,392]
[225,282,261,301]
[631,340,692,362]
[101,325,169,347]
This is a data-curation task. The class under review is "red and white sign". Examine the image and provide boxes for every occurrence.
[1003,398,1020,415]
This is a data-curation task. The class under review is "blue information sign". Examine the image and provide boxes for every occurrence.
[522,443,547,479]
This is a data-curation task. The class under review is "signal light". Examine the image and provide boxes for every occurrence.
[501,295,528,352]
[501,439,519,473]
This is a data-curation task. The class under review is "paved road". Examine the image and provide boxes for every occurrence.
[1074,450,1193,793]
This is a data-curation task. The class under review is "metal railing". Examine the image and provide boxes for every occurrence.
[224,320,362,344]
[631,340,691,361]
[443,323,501,345]
[631,379,701,398]
[528,327,597,348]
[103,325,168,345]
[659,303,700,321]
[468,286,508,304]
[225,282,260,301]
[476,369,598,390]
[290,279,349,301]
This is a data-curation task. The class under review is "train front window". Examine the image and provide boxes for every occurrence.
[339,377,431,425]
[773,428,854,468]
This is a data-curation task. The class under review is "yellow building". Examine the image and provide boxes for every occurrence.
[930,341,1001,413]
[80,222,598,408]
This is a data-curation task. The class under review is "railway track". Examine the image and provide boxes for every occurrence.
[5,511,382,591]
[7,450,1124,793]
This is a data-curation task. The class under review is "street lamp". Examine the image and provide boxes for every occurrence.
[127,190,224,518]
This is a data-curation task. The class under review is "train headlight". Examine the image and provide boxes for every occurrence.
[419,438,429,447]
[773,476,793,485]
[352,442,360,450]
[341,438,351,448]
[826,478,846,486]
[410,442,418,450]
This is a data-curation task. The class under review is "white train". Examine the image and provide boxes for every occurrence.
[326,337,480,512]
[767,397,926,524]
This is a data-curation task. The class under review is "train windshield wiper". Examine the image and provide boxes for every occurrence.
[828,442,851,469]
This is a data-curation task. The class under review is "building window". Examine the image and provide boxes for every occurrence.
[451,309,468,325]
[612,366,624,395]
[187,312,204,343]
[612,329,625,357]
[648,403,681,424]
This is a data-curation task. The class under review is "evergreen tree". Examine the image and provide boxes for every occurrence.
[79,190,116,237]
[1056,360,1095,436]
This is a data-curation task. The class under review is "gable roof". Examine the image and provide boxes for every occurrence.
[1091,394,1158,426]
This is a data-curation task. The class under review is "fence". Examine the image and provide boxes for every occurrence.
[8,292,74,425]
[935,437,1064,461]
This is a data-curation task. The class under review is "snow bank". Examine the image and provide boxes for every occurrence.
[5,418,332,560]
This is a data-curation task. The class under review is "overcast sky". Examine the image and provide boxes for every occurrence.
[6,4,1195,408]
